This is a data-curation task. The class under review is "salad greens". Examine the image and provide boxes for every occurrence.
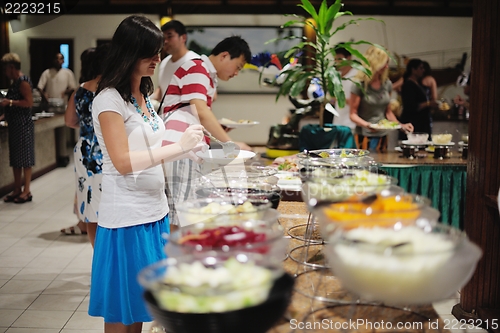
[154,258,274,313]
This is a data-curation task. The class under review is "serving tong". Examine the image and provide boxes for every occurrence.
[203,129,238,156]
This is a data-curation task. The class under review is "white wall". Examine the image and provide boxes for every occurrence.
[177,14,473,70]
[8,13,472,145]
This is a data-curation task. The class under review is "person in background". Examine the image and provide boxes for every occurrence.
[60,44,110,244]
[37,52,77,103]
[150,19,198,104]
[161,36,252,228]
[88,15,205,333]
[0,53,35,204]
[331,44,357,131]
[399,58,437,139]
[421,61,438,102]
[349,46,413,151]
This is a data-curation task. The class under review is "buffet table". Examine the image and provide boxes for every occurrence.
[268,201,451,333]
[255,148,467,229]
[0,114,67,196]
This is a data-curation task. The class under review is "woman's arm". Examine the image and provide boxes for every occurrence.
[8,81,33,108]
[386,105,414,133]
[98,111,204,175]
[64,91,79,129]
[422,76,438,101]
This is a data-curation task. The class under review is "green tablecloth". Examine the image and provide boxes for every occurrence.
[381,165,467,229]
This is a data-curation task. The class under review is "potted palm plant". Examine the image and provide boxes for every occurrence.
[267,0,386,127]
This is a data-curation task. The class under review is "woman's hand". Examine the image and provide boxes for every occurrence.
[178,124,205,152]
[401,123,414,133]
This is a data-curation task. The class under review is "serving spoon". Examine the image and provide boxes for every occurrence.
[203,129,238,156]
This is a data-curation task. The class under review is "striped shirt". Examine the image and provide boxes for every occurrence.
[161,55,217,226]
[162,55,217,114]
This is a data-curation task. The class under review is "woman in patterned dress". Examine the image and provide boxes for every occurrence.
[0,53,35,204]
[62,44,109,245]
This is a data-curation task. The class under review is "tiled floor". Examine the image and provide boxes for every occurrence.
[0,163,488,333]
[0,164,156,333]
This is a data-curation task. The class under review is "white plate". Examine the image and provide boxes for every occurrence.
[196,149,255,164]
[219,119,260,128]
[275,171,302,186]
[402,140,432,146]
[369,123,401,130]
[35,112,55,118]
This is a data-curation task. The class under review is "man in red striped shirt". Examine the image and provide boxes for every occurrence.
[161,36,252,228]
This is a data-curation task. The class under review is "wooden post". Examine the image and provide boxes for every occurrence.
[452,0,500,330]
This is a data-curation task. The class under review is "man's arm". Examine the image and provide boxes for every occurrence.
[190,99,231,142]
[37,70,49,101]
[190,99,252,150]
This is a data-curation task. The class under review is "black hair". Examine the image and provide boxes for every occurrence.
[79,48,96,83]
[96,15,163,101]
[210,36,251,63]
[422,61,432,77]
[80,44,111,83]
[161,19,187,36]
[94,43,111,76]
[403,58,423,80]
[335,43,351,58]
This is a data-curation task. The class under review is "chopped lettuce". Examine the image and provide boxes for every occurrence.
[154,258,274,313]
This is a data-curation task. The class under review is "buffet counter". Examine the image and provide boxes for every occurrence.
[254,148,467,229]
[268,201,451,333]
[0,114,66,196]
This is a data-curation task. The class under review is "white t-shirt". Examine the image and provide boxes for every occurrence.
[37,68,77,101]
[92,88,169,228]
[158,50,199,98]
[333,67,358,130]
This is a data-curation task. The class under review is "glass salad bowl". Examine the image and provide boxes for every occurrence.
[301,170,399,205]
[176,197,272,227]
[296,148,370,161]
[194,182,282,209]
[201,166,278,185]
[164,219,287,260]
[298,155,381,182]
[139,252,294,333]
[311,189,439,235]
[322,220,482,305]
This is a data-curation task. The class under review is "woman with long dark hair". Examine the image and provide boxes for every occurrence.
[400,58,437,138]
[88,15,204,333]
[61,44,110,242]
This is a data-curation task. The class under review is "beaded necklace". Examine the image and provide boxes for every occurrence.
[131,95,159,132]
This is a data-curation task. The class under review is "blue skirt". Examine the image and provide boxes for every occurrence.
[89,215,169,325]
